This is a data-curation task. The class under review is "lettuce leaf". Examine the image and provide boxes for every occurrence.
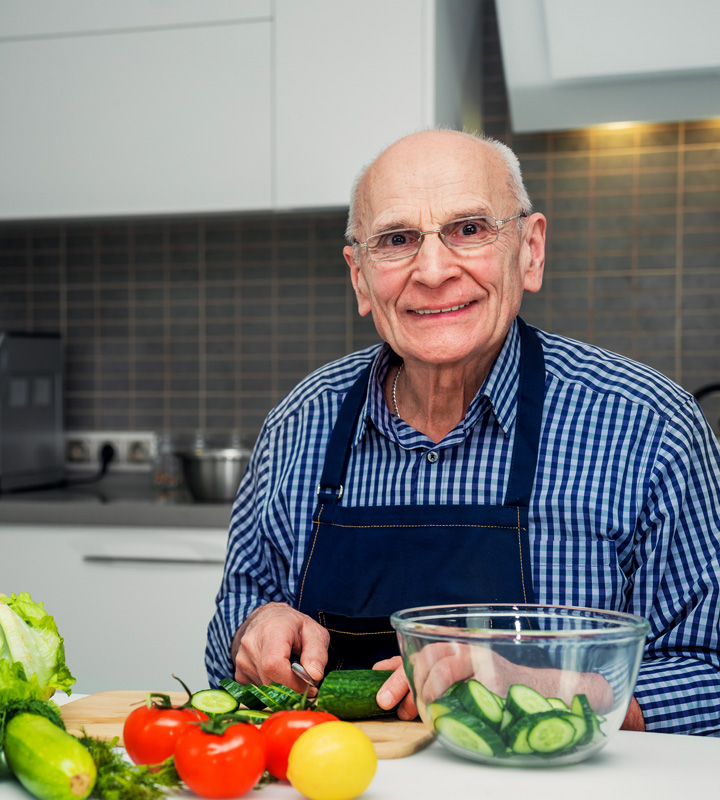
[0,592,76,700]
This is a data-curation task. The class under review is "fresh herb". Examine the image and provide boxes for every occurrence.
[0,697,65,747]
[76,732,184,800]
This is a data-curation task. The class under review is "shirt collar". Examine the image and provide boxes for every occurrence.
[355,318,522,447]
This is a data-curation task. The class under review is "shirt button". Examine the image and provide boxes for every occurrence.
[427,451,439,463]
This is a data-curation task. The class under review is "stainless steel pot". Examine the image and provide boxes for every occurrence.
[176,447,250,503]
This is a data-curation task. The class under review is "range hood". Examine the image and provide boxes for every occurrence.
[495,0,720,133]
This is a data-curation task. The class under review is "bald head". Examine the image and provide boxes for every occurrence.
[345,130,532,246]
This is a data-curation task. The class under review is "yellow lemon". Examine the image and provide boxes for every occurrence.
[286,720,377,800]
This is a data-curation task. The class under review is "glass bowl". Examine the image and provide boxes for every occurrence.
[390,604,649,767]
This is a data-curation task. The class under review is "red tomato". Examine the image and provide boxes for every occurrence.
[260,709,338,781]
[174,722,266,799]
[122,704,208,765]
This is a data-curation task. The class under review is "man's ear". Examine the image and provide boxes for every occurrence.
[344,245,372,317]
[521,213,546,294]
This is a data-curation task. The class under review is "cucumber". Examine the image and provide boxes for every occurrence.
[432,678,606,761]
[219,678,266,710]
[435,712,507,757]
[526,713,577,753]
[505,684,552,717]
[315,669,395,720]
[454,679,504,730]
[427,695,463,723]
[4,713,97,800]
[190,689,239,715]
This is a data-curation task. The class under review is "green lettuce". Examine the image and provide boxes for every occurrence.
[0,592,76,700]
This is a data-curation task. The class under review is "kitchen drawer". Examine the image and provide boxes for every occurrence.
[1,525,228,693]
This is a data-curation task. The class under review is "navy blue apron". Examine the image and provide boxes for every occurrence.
[296,318,545,670]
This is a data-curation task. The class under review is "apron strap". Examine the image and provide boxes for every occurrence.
[503,317,546,508]
[317,318,545,508]
[316,361,373,504]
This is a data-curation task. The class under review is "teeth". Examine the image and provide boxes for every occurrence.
[414,303,469,315]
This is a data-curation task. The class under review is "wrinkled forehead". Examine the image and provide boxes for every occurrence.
[357,134,512,234]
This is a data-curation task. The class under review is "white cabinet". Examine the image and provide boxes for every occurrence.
[1,525,228,694]
[0,0,482,219]
[274,0,483,209]
[0,4,272,219]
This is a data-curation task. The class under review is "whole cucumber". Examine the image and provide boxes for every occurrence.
[316,669,396,719]
[3,713,97,800]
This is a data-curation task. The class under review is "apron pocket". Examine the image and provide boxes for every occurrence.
[319,611,399,671]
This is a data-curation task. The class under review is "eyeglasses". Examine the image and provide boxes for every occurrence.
[353,213,527,263]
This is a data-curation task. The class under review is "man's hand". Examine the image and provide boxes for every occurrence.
[373,656,418,720]
[231,602,330,693]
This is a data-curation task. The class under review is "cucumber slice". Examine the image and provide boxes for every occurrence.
[570,694,597,746]
[191,689,239,715]
[526,714,576,753]
[219,678,266,710]
[231,708,271,723]
[455,679,504,730]
[547,697,569,710]
[245,684,289,712]
[428,696,463,723]
[506,684,552,717]
[435,712,507,757]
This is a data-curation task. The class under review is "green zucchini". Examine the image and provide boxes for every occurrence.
[435,712,507,757]
[315,669,395,719]
[4,713,97,800]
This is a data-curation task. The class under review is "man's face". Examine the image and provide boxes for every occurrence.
[344,132,545,370]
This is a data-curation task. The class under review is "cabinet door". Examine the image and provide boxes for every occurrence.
[0,0,271,37]
[0,21,272,219]
[274,0,430,210]
[1,525,228,694]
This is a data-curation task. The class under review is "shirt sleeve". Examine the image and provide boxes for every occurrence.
[204,421,291,687]
[630,397,720,735]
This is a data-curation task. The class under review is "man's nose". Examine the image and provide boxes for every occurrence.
[412,230,459,282]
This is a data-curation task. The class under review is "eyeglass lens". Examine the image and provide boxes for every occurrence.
[366,217,499,261]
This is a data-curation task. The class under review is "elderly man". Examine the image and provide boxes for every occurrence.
[206,130,720,735]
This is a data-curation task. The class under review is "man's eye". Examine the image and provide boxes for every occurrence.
[391,232,409,246]
[461,222,479,236]
[459,218,493,236]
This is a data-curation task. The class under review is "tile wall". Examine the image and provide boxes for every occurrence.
[1,1,718,444]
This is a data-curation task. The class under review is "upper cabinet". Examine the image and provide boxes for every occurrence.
[0,2,273,219]
[274,0,482,210]
[496,0,720,134]
[0,0,482,220]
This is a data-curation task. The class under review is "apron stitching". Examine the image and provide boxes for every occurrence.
[517,505,528,604]
[298,503,324,610]
[312,521,527,531]
[324,627,395,635]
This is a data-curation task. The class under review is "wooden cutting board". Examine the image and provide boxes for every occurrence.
[60,690,434,760]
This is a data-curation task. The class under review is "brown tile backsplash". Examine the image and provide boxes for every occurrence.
[1,0,718,444]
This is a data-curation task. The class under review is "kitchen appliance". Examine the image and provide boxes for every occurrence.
[0,331,65,492]
[176,446,251,503]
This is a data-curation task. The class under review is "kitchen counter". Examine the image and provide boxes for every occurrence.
[0,694,718,800]
[0,472,231,529]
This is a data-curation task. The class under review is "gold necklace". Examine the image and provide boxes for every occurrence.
[392,363,404,418]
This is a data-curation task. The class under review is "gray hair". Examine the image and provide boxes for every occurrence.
[344,130,533,247]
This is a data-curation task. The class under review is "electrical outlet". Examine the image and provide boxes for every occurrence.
[65,431,157,472]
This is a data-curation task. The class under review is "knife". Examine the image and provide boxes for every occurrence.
[290,657,320,688]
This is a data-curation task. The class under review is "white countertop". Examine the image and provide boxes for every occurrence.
[1,693,718,800]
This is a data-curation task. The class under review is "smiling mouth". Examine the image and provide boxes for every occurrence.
[411,302,472,315]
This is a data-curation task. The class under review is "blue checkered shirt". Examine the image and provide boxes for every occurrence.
[206,320,720,735]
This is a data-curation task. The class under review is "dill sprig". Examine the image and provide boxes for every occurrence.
[76,732,184,800]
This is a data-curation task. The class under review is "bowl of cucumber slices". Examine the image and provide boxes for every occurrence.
[390,604,649,767]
